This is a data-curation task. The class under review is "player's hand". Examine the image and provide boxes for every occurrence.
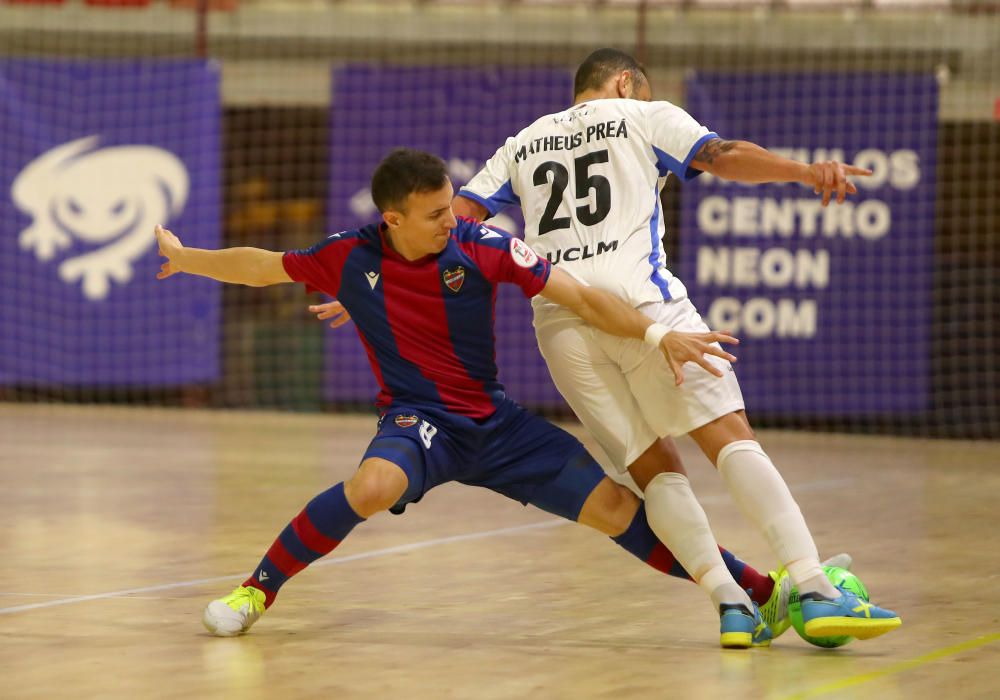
[309,300,352,328]
[803,161,872,207]
[155,224,184,280]
[659,330,739,386]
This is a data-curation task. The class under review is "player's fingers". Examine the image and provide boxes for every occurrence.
[315,309,335,319]
[846,181,858,195]
[706,331,739,346]
[822,166,833,207]
[704,344,738,363]
[330,316,350,329]
[663,353,684,386]
[844,165,873,176]
[836,170,848,204]
[697,356,725,378]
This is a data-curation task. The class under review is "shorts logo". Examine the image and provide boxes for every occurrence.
[419,420,437,449]
[394,415,419,428]
[510,238,538,269]
[443,266,466,293]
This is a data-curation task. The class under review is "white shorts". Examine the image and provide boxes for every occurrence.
[535,297,745,473]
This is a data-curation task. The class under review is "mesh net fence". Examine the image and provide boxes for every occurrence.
[0,0,997,438]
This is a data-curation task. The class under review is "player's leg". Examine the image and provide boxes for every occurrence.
[536,320,767,621]
[556,464,772,649]
[688,411,900,639]
[687,410,833,593]
[626,438,778,608]
[630,440,771,593]
[627,297,825,600]
[473,404,771,648]
[201,416,434,637]
[627,298,898,638]
[202,456,407,637]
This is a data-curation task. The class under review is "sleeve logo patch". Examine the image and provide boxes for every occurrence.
[510,238,538,269]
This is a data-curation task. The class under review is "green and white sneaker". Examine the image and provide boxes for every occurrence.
[759,570,793,638]
[761,553,853,639]
[202,585,266,637]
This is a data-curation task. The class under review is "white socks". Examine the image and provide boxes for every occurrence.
[716,440,838,599]
[644,472,752,610]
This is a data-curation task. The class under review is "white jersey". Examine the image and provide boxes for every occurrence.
[460,98,716,328]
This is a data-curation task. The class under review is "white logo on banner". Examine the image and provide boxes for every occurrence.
[11,135,190,300]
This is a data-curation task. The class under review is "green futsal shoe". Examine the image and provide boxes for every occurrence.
[759,569,793,638]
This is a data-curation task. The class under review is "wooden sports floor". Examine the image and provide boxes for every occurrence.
[2,403,998,700]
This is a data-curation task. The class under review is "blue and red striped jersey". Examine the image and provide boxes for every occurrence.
[283,217,551,420]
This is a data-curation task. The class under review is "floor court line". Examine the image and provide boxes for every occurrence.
[783,633,1000,699]
[0,477,852,617]
[0,519,566,616]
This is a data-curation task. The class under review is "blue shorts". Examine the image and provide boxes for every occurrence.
[363,399,607,522]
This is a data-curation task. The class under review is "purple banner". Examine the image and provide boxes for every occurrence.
[0,59,221,385]
[326,65,572,407]
[681,73,937,415]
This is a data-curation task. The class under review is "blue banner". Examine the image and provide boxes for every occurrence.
[0,59,221,385]
[681,73,937,415]
[326,65,572,406]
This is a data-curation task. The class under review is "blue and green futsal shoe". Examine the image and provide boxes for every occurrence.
[720,602,772,649]
[800,586,901,639]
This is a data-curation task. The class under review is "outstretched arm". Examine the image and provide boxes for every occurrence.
[539,267,738,385]
[155,225,292,287]
[690,138,872,207]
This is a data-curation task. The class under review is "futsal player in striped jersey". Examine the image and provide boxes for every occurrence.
[156,148,778,648]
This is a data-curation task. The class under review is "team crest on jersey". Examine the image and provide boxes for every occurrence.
[443,266,466,293]
[510,238,538,269]
[394,415,419,428]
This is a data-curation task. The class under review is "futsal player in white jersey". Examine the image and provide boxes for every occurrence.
[448,49,901,642]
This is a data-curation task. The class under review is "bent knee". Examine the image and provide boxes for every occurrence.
[628,438,687,490]
[579,478,641,536]
[344,458,408,517]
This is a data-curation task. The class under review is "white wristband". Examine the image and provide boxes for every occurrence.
[644,322,670,347]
